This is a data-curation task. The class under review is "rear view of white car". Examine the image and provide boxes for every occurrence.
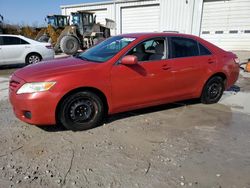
[0,34,54,65]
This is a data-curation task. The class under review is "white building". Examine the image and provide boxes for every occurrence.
[61,0,250,51]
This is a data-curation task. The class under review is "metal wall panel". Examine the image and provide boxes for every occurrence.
[114,0,160,34]
[201,0,250,50]
[160,0,191,33]
[159,0,203,35]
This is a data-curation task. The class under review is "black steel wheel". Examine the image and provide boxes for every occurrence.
[201,76,225,104]
[58,91,104,131]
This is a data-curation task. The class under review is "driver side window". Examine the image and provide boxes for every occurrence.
[127,38,167,62]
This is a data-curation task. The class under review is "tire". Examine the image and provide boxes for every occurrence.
[25,53,41,65]
[200,76,225,104]
[60,35,79,55]
[58,91,104,131]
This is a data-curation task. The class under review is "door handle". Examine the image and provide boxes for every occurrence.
[162,64,171,70]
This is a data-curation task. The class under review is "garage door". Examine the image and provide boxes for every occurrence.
[201,0,250,51]
[121,5,160,34]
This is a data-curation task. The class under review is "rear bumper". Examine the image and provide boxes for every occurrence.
[226,64,240,89]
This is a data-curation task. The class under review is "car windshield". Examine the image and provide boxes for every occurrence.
[77,36,136,63]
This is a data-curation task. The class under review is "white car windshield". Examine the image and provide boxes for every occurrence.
[77,36,136,63]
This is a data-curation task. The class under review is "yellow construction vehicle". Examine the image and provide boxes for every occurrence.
[35,11,114,54]
[35,15,69,51]
[20,26,40,39]
[57,11,115,55]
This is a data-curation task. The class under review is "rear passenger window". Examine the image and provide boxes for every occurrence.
[170,37,199,58]
[199,43,211,56]
[20,38,29,44]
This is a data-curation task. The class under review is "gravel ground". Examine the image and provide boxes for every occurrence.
[0,60,250,188]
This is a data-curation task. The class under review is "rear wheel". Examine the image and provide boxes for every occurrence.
[25,53,41,65]
[60,35,79,55]
[201,76,225,104]
[58,91,104,131]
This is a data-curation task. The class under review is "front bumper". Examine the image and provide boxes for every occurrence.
[9,74,59,125]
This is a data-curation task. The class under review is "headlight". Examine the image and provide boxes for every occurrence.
[17,82,56,94]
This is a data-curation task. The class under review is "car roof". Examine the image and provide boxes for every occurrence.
[0,34,49,45]
[118,32,225,54]
[119,32,199,39]
[0,34,24,37]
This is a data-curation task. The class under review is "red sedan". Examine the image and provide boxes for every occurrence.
[9,33,239,131]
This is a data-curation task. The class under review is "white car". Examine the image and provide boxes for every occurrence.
[0,34,54,65]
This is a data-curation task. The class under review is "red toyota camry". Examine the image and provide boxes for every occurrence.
[9,33,239,131]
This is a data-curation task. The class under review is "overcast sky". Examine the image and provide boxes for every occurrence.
[0,0,109,26]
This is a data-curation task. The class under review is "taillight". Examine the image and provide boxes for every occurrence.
[45,45,53,49]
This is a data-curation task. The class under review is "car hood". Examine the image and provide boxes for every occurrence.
[14,57,98,82]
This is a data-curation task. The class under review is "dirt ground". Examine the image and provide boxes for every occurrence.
[0,62,250,188]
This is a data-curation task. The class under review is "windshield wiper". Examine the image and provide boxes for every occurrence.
[80,56,91,61]
[75,55,91,61]
[74,54,104,63]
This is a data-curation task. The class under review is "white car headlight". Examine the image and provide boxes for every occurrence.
[17,82,56,94]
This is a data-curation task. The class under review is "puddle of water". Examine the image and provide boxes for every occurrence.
[220,91,250,115]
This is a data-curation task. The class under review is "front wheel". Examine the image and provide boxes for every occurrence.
[200,76,225,104]
[58,91,104,131]
[60,35,79,55]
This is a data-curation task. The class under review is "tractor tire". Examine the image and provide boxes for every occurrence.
[38,35,49,43]
[60,35,79,55]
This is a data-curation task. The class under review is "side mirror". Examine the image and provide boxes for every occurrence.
[121,55,138,65]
